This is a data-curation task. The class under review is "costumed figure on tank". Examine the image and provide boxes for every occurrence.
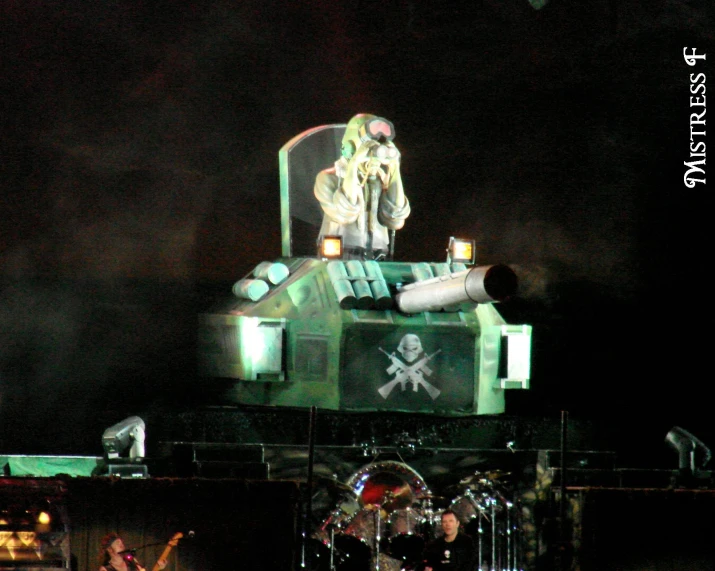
[314,113,410,260]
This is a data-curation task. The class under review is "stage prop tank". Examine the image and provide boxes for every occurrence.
[198,114,532,415]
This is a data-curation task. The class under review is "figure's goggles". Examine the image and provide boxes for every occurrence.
[358,117,396,143]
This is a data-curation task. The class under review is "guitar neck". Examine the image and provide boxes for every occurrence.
[151,533,183,571]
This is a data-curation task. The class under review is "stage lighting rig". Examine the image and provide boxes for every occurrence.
[665,426,712,477]
[102,416,149,478]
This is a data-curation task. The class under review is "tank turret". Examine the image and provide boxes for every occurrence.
[198,257,531,415]
[197,116,532,416]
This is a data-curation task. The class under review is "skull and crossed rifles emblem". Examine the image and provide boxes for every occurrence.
[378,334,441,400]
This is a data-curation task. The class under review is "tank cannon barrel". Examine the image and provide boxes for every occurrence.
[395,264,517,314]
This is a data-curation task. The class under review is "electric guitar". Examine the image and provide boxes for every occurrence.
[151,533,183,571]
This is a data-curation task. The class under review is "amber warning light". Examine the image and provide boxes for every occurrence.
[447,237,475,264]
[321,235,343,259]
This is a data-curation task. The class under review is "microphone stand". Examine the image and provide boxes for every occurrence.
[373,505,382,571]
[301,406,318,570]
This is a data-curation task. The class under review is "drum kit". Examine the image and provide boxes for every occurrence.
[306,462,522,571]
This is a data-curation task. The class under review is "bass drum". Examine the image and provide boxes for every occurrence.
[332,532,372,571]
[335,507,381,570]
[336,461,431,571]
[342,505,384,548]
[308,528,371,571]
[385,507,425,565]
[305,531,332,571]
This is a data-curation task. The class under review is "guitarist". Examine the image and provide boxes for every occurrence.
[99,534,167,571]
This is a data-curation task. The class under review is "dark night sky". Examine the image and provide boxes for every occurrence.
[1,1,713,459]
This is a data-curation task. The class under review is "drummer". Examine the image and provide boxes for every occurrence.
[421,510,476,571]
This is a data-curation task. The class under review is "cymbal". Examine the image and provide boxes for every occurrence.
[363,480,414,513]
[416,492,448,501]
[459,470,511,486]
[314,476,356,496]
[311,477,360,521]
[379,484,413,512]
[416,493,450,509]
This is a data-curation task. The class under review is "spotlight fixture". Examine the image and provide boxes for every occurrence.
[665,426,712,474]
[102,416,146,460]
[447,237,476,265]
[102,416,149,478]
[320,235,343,260]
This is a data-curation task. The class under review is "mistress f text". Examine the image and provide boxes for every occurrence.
[684,47,706,188]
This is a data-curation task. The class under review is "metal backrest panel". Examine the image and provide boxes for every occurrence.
[279,124,346,257]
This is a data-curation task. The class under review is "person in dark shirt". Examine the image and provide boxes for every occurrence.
[421,509,476,571]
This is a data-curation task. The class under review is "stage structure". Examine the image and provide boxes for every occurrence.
[3,423,715,571]
[5,115,714,571]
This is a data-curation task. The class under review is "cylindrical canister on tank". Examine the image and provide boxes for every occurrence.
[431,263,452,278]
[253,261,290,285]
[345,260,374,310]
[411,262,435,282]
[363,261,392,310]
[327,262,357,309]
[433,263,460,311]
[232,278,270,302]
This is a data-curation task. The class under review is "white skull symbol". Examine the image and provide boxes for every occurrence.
[397,334,423,363]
